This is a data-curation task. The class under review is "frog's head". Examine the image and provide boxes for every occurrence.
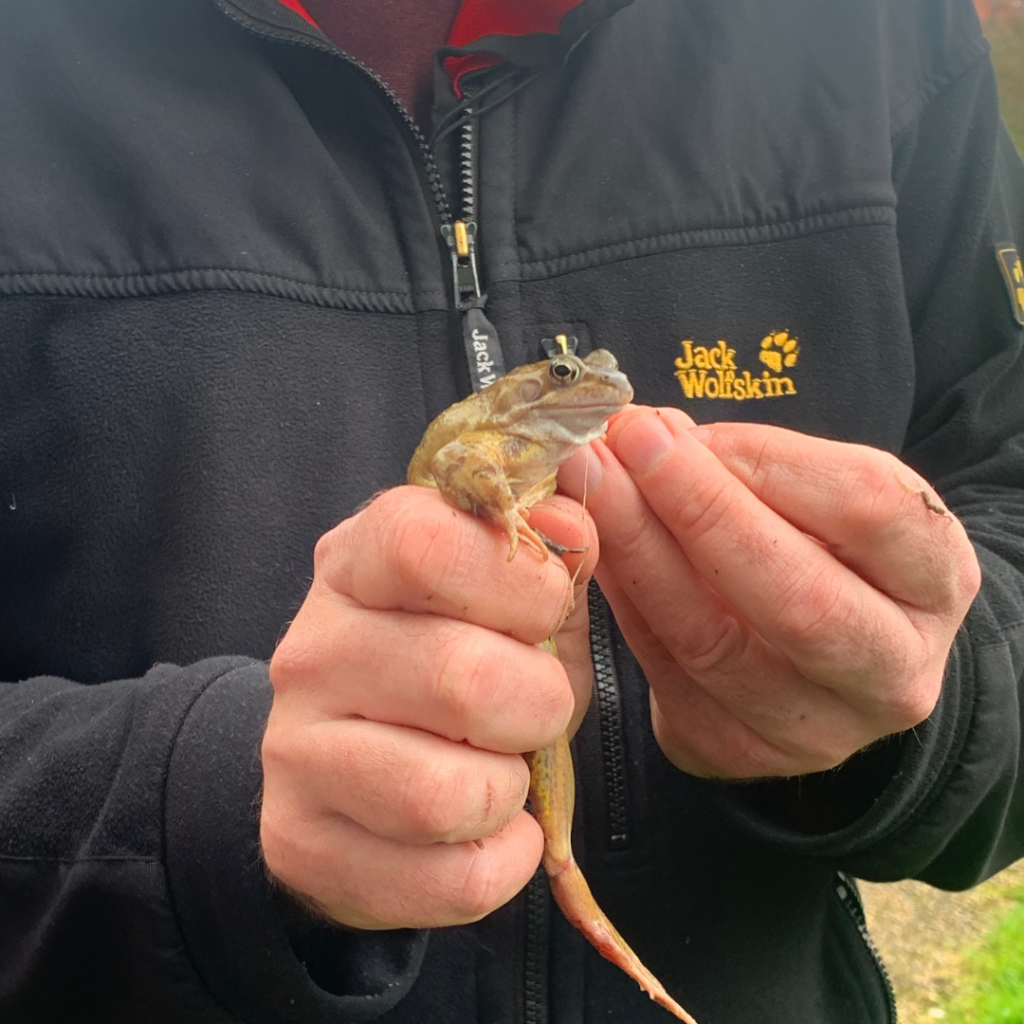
[487,349,634,446]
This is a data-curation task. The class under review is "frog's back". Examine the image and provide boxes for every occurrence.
[407,398,483,487]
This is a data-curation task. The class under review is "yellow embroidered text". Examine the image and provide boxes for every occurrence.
[674,334,799,401]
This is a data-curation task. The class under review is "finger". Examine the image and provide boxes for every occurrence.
[319,486,573,644]
[270,600,574,754]
[600,409,924,702]
[269,718,531,845]
[683,422,980,615]
[262,798,543,930]
[594,566,877,776]
[524,494,599,588]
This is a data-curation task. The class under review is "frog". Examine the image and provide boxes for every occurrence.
[408,348,633,560]
[408,349,698,1023]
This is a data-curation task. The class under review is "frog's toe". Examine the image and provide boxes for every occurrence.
[512,515,550,562]
[533,529,588,557]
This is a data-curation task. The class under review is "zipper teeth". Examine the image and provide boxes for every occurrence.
[835,873,899,1024]
[523,868,549,1024]
[459,116,476,223]
[588,580,630,849]
[340,58,454,226]
[223,11,455,226]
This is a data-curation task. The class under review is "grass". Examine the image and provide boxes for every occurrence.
[943,881,1024,1024]
[979,2,1024,154]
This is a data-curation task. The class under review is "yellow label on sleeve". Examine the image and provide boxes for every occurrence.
[996,245,1024,326]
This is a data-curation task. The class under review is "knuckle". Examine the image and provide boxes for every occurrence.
[451,850,513,921]
[312,521,347,577]
[260,717,295,775]
[678,477,744,541]
[269,630,320,693]
[954,545,982,607]
[401,760,478,842]
[877,675,940,731]
[675,616,750,677]
[435,634,572,748]
[772,564,850,650]
[838,453,900,528]
[433,631,509,729]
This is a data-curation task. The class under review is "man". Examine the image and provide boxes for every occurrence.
[1,0,1022,1021]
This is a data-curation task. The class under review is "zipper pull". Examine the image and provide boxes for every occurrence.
[442,219,507,391]
[441,219,482,308]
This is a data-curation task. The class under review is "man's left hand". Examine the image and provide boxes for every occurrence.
[558,405,981,780]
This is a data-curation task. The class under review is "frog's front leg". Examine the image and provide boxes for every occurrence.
[430,431,550,561]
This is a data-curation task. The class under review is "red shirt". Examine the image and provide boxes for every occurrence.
[300,0,462,129]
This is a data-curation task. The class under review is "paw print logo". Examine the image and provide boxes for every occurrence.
[759,330,800,373]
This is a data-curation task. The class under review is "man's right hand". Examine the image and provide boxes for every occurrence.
[261,485,595,930]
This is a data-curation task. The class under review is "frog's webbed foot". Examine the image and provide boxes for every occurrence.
[503,506,549,562]
[529,736,699,1024]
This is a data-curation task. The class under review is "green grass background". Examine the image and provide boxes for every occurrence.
[983,4,1024,153]
[922,8,1023,1022]
[944,879,1024,1023]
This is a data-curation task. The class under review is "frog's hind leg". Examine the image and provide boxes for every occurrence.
[528,735,699,1024]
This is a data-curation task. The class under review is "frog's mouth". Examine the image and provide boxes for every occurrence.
[521,405,627,447]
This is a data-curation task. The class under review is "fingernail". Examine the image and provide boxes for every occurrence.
[558,445,603,499]
[614,416,674,475]
[688,426,713,447]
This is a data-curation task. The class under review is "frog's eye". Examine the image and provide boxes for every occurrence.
[549,358,580,385]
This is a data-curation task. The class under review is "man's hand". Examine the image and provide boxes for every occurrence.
[558,405,981,780]
[261,486,597,930]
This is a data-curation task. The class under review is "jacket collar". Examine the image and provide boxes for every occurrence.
[218,0,634,96]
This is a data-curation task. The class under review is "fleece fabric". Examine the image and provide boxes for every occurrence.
[1,0,1023,1021]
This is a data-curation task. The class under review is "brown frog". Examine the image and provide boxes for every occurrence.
[408,349,698,1023]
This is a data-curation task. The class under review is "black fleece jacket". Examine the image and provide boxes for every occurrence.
[2,0,1024,1022]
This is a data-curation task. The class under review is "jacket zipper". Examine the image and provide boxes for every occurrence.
[440,115,480,305]
[440,111,507,390]
[215,14,538,1014]
[588,580,630,848]
[835,872,898,1023]
[217,5,498,376]
[523,866,550,1024]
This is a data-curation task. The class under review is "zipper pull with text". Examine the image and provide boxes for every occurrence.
[442,218,506,391]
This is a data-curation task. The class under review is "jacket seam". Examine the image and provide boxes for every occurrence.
[0,854,159,864]
[159,663,257,873]
[160,662,264,1024]
[515,205,897,281]
[0,270,442,314]
[890,33,991,141]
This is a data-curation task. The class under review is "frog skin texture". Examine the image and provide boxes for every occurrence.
[408,350,698,1023]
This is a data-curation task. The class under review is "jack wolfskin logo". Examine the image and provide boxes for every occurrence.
[996,245,1024,326]
[674,332,799,401]
[758,330,800,372]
